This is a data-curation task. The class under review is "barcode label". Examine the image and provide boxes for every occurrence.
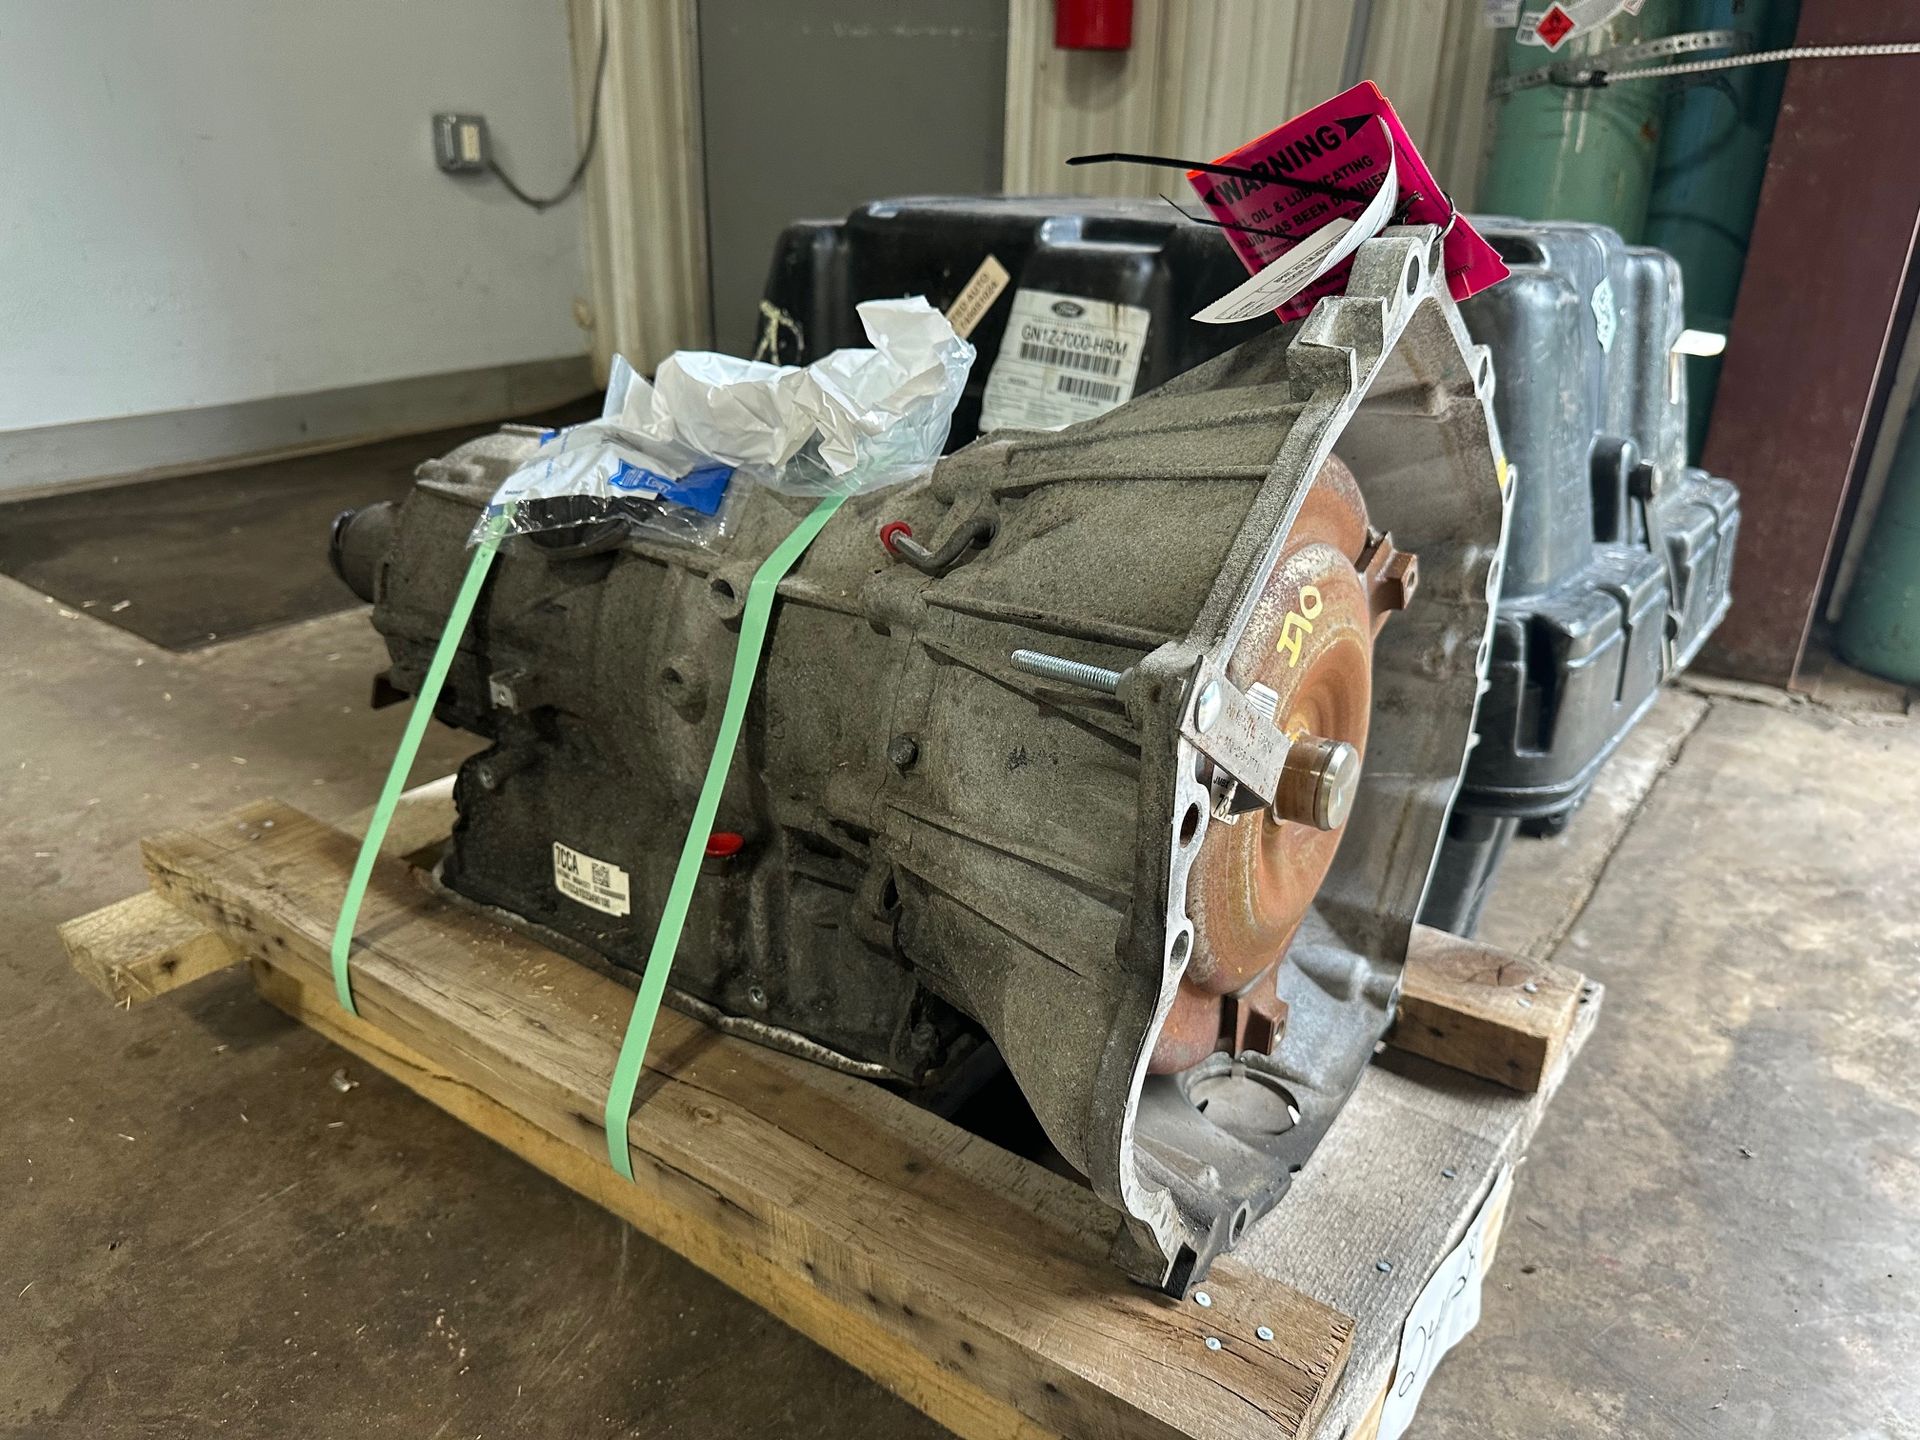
[1020,341,1123,378]
[553,840,631,917]
[980,288,1151,433]
[1056,374,1121,402]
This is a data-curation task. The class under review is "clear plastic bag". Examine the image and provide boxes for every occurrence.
[472,377,744,551]
[474,296,973,548]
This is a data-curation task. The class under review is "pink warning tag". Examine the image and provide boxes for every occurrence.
[1187,82,1507,323]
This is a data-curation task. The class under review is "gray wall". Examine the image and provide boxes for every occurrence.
[0,1,593,487]
[698,0,1008,356]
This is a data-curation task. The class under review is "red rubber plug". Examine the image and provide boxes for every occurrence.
[704,831,746,859]
[878,521,913,556]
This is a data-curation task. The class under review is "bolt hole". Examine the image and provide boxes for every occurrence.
[1231,1207,1250,1243]
[661,665,686,688]
[1405,259,1420,296]
[1180,803,1203,845]
[880,874,901,912]
[1170,931,1191,966]
[710,576,738,605]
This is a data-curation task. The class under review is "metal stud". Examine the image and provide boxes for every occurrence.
[1010,649,1123,695]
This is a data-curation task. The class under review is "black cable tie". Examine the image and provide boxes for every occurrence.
[1067,149,1376,207]
[1154,194,1301,244]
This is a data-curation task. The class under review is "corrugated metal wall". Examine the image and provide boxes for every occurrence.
[570,0,711,381]
[1002,0,1495,203]
[581,0,1497,374]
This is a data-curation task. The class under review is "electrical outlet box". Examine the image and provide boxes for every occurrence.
[433,113,490,174]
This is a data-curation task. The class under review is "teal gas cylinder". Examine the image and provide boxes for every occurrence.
[1642,0,1800,460]
[1480,0,1677,238]
[1838,398,1920,686]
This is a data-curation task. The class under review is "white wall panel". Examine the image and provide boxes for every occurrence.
[0,0,591,433]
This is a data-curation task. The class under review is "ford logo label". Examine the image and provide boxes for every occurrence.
[1051,300,1085,319]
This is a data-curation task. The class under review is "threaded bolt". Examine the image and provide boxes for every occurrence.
[1010,649,1124,695]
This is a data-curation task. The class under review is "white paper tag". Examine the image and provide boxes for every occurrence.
[1673,327,1725,357]
[1378,1165,1515,1440]
[946,255,1011,340]
[979,290,1151,432]
[1191,121,1398,326]
[552,840,632,917]
[1591,276,1617,353]
[1484,0,1523,26]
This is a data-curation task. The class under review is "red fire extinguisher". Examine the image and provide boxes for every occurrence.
[1056,0,1132,50]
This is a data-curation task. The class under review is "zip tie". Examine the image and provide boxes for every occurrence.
[602,493,846,1179]
[329,508,513,1014]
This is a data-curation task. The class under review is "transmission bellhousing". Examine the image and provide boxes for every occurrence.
[332,228,1509,1290]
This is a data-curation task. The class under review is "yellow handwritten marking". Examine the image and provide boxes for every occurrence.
[1276,584,1323,668]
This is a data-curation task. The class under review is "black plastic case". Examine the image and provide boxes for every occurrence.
[757,199,1738,934]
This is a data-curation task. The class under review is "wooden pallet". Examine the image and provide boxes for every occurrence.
[60,784,1599,1440]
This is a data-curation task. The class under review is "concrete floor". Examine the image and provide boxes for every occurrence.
[4,569,1917,1439]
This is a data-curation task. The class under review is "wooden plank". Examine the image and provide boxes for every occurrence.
[142,801,1354,1440]
[351,772,458,869]
[57,775,459,1006]
[1387,924,1588,1092]
[1343,1180,1517,1440]
[62,891,239,1005]
[1262,979,1602,1436]
[248,961,1052,1440]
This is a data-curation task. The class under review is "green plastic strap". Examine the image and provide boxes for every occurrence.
[603,493,845,1177]
[329,511,511,1015]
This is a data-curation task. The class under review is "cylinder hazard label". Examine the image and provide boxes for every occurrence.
[980,289,1150,433]
[553,840,631,917]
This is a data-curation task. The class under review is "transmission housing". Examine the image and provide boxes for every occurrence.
[330,228,1508,1290]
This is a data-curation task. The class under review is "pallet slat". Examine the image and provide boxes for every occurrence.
[62,890,238,1005]
[62,790,1598,1437]
[141,801,1353,1440]
[57,776,457,1007]
[1393,924,1588,1091]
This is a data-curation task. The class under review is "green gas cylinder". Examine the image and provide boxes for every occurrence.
[1480,0,1677,239]
[1838,399,1920,686]
[1642,0,1800,460]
